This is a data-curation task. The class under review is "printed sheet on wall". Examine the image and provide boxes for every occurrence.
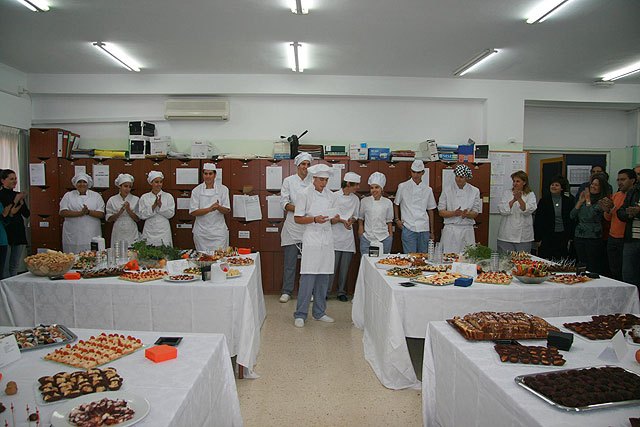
[488,151,528,213]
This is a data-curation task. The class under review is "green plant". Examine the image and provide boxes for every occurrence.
[131,241,181,261]
[463,244,492,261]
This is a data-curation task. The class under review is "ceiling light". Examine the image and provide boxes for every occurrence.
[601,61,640,81]
[287,42,306,72]
[15,0,49,12]
[290,0,308,14]
[453,49,499,76]
[526,0,571,24]
[92,42,141,72]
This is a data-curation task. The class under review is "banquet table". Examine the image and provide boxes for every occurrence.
[0,253,266,373]
[422,316,640,427]
[351,255,640,389]
[0,327,243,426]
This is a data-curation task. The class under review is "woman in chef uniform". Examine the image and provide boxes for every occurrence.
[293,164,338,327]
[437,164,482,253]
[189,163,231,251]
[497,170,537,254]
[105,173,140,247]
[138,171,175,246]
[59,172,105,253]
[358,172,394,255]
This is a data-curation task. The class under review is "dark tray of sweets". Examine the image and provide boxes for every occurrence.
[0,324,77,352]
[515,366,640,411]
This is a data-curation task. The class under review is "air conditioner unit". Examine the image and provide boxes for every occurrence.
[165,98,230,120]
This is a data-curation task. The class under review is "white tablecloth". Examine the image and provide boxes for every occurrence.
[0,327,242,427]
[0,253,266,372]
[422,316,640,427]
[351,255,640,389]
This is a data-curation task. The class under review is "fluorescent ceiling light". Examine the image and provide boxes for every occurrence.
[15,0,49,12]
[287,42,306,72]
[526,0,571,24]
[290,0,308,14]
[92,42,141,72]
[453,49,499,76]
[601,61,640,81]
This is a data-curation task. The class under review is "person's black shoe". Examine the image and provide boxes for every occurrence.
[338,295,348,302]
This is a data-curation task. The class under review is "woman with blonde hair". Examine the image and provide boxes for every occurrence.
[497,170,537,253]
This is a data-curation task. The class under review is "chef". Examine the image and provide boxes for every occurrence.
[394,160,437,253]
[189,163,231,251]
[279,152,313,303]
[437,164,482,253]
[293,164,338,327]
[105,173,140,247]
[59,172,105,253]
[138,171,175,246]
[329,171,361,301]
[358,172,394,255]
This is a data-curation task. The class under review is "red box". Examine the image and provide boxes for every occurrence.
[145,345,177,363]
[238,248,251,255]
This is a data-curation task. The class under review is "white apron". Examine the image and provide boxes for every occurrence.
[138,191,175,247]
[440,225,475,254]
[300,193,335,275]
[106,194,140,247]
[190,185,229,251]
[60,190,104,254]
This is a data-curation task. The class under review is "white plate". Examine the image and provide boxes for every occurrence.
[226,271,242,279]
[375,262,402,270]
[51,391,149,427]
[626,333,640,347]
[163,274,198,283]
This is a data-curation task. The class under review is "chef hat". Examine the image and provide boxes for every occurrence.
[114,173,134,187]
[202,163,217,171]
[368,172,386,189]
[308,163,332,178]
[343,172,361,183]
[453,164,473,179]
[410,160,425,173]
[294,152,313,166]
[71,172,93,188]
[147,171,164,184]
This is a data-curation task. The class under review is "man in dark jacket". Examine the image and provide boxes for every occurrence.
[617,178,640,287]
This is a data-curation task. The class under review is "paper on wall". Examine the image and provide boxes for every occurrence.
[176,168,199,185]
[92,164,110,188]
[244,195,263,221]
[442,168,455,191]
[74,165,87,176]
[29,163,46,186]
[233,194,247,218]
[328,164,345,191]
[267,195,284,219]
[177,198,191,210]
[265,166,283,190]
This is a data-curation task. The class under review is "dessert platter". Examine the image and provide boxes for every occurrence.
[547,274,593,285]
[73,251,99,270]
[442,253,459,263]
[164,274,198,282]
[80,267,125,279]
[510,251,532,262]
[447,311,559,340]
[417,264,451,273]
[226,256,255,266]
[118,270,167,283]
[226,268,242,279]
[183,267,201,275]
[37,367,123,404]
[512,263,550,284]
[475,271,513,285]
[44,333,143,369]
[0,324,77,351]
[413,272,467,286]
[51,392,150,427]
[385,267,423,278]
[563,314,640,340]
[494,343,566,366]
[375,256,412,269]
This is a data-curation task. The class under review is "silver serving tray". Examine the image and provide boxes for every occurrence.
[0,324,77,352]
[515,365,640,412]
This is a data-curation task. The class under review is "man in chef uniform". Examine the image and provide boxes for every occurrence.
[437,164,482,253]
[189,164,231,251]
[279,152,313,303]
[329,171,361,301]
[138,171,175,246]
[394,160,437,253]
[293,164,338,327]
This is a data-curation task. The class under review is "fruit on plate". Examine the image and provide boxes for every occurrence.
[512,263,548,278]
[636,349,640,363]
[124,259,139,271]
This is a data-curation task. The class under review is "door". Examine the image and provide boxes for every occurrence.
[540,157,564,197]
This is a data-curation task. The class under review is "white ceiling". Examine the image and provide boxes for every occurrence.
[1,0,639,84]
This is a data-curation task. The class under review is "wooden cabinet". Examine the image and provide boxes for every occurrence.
[58,159,92,192]
[259,219,284,251]
[259,159,290,191]
[30,185,59,215]
[29,128,60,160]
[378,161,409,194]
[138,158,171,192]
[228,219,261,252]
[349,161,378,193]
[228,159,260,192]
[168,190,193,220]
[168,159,201,190]
[171,218,195,249]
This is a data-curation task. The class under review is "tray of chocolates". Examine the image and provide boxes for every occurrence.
[515,366,640,411]
[447,311,559,341]
[494,343,565,366]
[36,367,123,404]
[0,324,77,352]
[563,314,640,340]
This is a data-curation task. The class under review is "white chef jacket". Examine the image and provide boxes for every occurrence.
[497,190,537,243]
[394,178,437,232]
[295,185,337,274]
[437,183,482,226]
[189,182,230,251]
[358,196,394,243]
[106,193,140,247]
[280,173,312,246]
[138,190,175,246]
[59,190,105,254]
[331,189,360,253]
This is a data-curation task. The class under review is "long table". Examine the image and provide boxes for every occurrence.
[0,253,266,373]
[351,255,640,389]
[0,327,243,426]
[422,316,640,427]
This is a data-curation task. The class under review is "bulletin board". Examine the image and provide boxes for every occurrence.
[488,151,528,213]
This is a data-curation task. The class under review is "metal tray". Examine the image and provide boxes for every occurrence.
[0,324,77,352]
[514,365,640,412]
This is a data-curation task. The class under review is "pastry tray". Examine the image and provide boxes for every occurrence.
[514,365,640,412]
[0,324,77,352]
[446,318,557,341]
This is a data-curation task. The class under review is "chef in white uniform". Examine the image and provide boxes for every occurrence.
[189,163,231,251]
[293,164,338,327]
[329,172,361,301]
[394,160,437,253]
[138,171,175,246]
[105,173,140,247]
[279,152,312,303]
[358,172,394,255]
[437,164,482,253]
[59,172,105,253]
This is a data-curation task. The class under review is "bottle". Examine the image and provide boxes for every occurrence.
[428,239,435,260]
[491,251,500,272]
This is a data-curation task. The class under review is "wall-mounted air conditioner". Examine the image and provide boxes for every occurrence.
[165,98,230,120]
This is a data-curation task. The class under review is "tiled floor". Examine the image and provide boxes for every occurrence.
[237,295,422,426]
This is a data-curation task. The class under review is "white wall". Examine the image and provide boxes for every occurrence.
[0,64,30,129]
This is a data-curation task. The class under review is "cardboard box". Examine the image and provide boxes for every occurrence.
[368,148,391,160]
[458,154,475,163]
[150,136,171,156]
[349,144,368,160]
[145,345,177,363]
[191,141,213,159]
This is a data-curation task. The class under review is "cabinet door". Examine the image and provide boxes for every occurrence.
[30,186,60,215]
[91,158,123,189]
[169,190,194,221]
[228,219,261,252]
[259,219,283,251]
[378,161,409,194]
[171,218,195,249]
[30,213,61,240]
[470,163,491,193]
[259,159,290,191]
[228,159,261,192]
[138,158,171,192]
[120,160,145,193]
[169,159,201,190]
[30,128,60,160]
[349,161,379,193]
[258,251,275,294]
[58,159,92,192]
